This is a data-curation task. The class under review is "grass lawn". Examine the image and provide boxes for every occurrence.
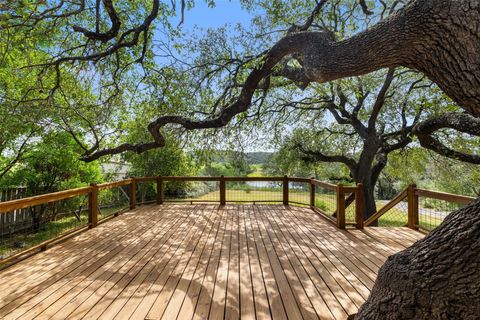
[247,164,264,177]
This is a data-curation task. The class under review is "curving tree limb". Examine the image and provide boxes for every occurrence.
[79,0,480,161]
[413,112,480,164]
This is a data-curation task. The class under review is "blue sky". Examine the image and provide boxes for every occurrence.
[180,1,254,30]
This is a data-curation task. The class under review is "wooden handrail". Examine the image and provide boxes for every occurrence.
[97,179,131,190]
[136,176,157,182]
[311,179,337,190]
[0,186,92,214]
[364,188,408,227]
[288,177,310,183]
[415,188,475,205]
[162,176,221,181]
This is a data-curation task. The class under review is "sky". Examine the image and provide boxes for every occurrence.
[166,1,276,153]
[180,1,254,30]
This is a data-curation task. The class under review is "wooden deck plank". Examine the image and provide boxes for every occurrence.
[0,204,424,320]
[190,206,228,320]
[254,206,319,320]
[0,205,148,283]
[284,208,378,288]
[21,205,188,320]
[237,205,256,320]
[242,205,272,320]
[0,206,167,318]
[144,205,222,319]
[126,205,217,320]
[249,206,305,320]
[245,205,289,320]
[0,205,161,305]
[173,207,228,320]
[225,206,241,320]
[257,206,331,320]
[158,206,227,320]
[265,205,362,315]
[74,204,199,319]
[207,205,233,320]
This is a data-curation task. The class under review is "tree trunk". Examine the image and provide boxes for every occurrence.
[362,183,377,219]
[354,198,480,319]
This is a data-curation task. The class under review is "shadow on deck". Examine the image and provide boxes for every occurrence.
[0,204,424,320]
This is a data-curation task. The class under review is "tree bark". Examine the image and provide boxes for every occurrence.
[354,198,480,319]
[361,181,377,221]
[80,0,480,161]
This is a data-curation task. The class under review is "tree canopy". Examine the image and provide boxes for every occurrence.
[1,0,479,166]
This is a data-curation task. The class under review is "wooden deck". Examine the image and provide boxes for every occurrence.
[0,204,424,320]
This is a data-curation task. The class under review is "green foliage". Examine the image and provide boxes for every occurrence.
[3,132,102,193]
[314,199,328,211]
[126,140,196,197]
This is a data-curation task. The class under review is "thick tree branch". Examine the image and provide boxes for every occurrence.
[82,0,480,160]
[295,144,358,172]
[72,0,121,42]
[413,112,480,164]
[368,68,395,131]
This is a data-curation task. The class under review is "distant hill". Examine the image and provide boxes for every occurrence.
[245,152,273,164]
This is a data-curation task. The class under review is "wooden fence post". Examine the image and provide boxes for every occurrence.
[220,175,226,205]
[407,184,419,230]
[156,176,164,205]
[355,183,364,229]
[88,183,99,228]
[310,177,315,208]
[283,175,289,206]
[130,178,137,209]
[336,184,346,229]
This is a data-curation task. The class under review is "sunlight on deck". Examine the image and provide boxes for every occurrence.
[0,204,424,320]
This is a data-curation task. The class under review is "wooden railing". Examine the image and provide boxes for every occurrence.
[0,179,135,267]
[364,184,476,232]
[135,176,364,229]
[3,176,473,266]
[0,176,366,267]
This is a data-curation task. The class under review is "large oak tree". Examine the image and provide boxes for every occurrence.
[2,0,480,318]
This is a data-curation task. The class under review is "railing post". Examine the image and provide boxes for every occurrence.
[156,176,164,205]
[130,177,137,209]
[88,183,99,228]
[283,175,289,206]
[220,175,226,205]
[309,177,315,208]
[355,183,364,229]
[407,184,419,230]
[336,184,346,229]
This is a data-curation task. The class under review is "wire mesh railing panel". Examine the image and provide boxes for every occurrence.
[136,180,157,205]
[0,195,89,261]
[418,197,464,232]
[313,185,337,221]
[98,186,130,220]
[377,199,409,227]
[226,180,283,203]
[344,192,356,225]
[164,181,220,202]
[289,181,310,206]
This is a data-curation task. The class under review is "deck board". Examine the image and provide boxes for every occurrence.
[0,204,424,320]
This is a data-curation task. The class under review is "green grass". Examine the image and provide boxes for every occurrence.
[247,164,264,177]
